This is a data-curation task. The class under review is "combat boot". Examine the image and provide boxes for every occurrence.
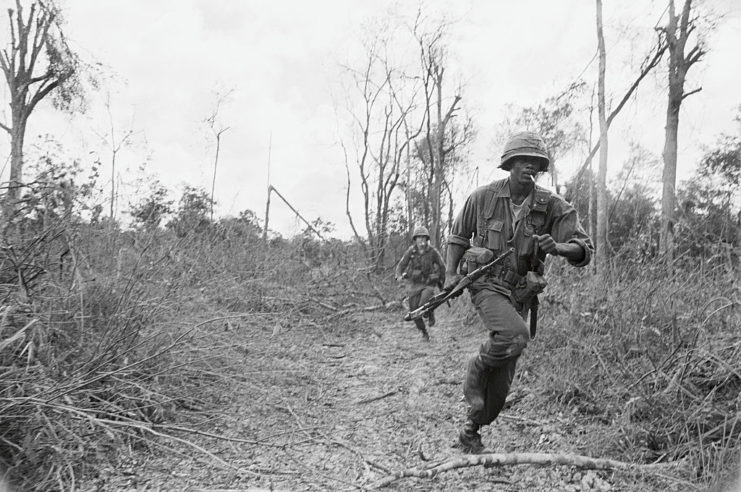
[458,419,485,454]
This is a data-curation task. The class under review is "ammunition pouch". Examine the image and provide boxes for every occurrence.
[462,247,527,291]
[511,271,547,307]
[487,263,521,289]
[460,247,494,275]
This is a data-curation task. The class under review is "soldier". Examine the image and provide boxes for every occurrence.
[444,131,594,453]
[396,226,446,341]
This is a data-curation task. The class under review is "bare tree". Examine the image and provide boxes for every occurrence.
[0,0,84,205]
[413,17,471,247]
[658,0,705,262]
[595,0,609,275]
[205,89,232,222]
[342,35,420,270]
[417,24,454,248]
[340,11,471,264]
[96,93,135,220]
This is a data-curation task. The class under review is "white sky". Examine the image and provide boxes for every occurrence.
[1,0,740,238]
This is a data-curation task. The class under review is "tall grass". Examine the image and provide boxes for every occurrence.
[0,212,375,490]
[1,184,736,490]
[522,242,740,486]
[0,218,188,490]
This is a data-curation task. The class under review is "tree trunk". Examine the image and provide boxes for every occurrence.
[405,134,414,240]
[110,151,117,220]
[595,0,609,275]
[661,91,681,262]
[660,0,705,264]
[210,133,222,223]
[430,79,444,249]
[8,111,27,203]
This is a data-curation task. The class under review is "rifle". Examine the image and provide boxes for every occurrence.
[403,247,514,322]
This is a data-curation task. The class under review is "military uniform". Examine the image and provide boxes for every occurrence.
[447,131,593,452]
[396,228,445,339]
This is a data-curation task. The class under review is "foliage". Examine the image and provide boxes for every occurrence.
[523,248,740,487]
[1,139,102,232]
[166,186,214,237]
[0,201,177,490]
[129,180,174,229]
[0,0,95,204]
[676,121,741,263]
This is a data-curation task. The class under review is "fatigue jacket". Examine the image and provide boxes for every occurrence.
[448,178,593,296]
[396,244,446,296]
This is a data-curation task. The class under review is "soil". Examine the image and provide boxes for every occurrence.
[82,307,688,492]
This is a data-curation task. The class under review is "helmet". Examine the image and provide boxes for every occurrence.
[412,226,430,240]
[499,131,550,172]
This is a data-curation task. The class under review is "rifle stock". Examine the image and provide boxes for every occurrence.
[403,248,514,322]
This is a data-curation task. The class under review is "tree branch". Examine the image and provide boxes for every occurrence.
[0,51,11,81]
[27,78,58,114]
[441,94,461,128]
[681,87,702,100]
[684,44,704,66]
[574,39,667,180]
[340,139,366,250]
[26,8,53,77]
[370,452,681,489]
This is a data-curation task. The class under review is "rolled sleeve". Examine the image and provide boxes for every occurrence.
[550,199,594,268]
[567,238,592,267]
[447,192,479,249]
[447,234,471,248]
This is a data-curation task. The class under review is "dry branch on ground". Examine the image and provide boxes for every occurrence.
[370,452,681,489]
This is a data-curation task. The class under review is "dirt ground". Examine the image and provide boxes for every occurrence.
[83,305,691,492]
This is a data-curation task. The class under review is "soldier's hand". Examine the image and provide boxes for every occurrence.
[534,234,559,256]
[443,272,462,291]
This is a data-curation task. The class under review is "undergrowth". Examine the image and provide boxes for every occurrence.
[522,244,740,489]
[1,209,738,490]
[0,216,375,491]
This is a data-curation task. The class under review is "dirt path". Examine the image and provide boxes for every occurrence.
[89,308,676,491]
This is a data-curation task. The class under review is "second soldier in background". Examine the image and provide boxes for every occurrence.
[396,226,446,341]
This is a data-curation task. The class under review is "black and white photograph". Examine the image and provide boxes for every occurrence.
[1,1,740,490]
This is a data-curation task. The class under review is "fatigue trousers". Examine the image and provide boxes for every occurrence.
[464,288,529,425]
[408,285,436,331]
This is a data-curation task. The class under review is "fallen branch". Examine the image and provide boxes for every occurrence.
[356,390,399,405]
[327,301,402,320]
[370,452,679,489]
[309,298,340,312]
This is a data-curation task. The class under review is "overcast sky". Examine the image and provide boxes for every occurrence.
[1,0,740,238]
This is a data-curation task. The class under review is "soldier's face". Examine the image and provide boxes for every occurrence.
[415,237,429,248]
[509,158,540,186]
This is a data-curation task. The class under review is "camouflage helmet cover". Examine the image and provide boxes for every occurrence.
[412,226,430,239]
[499,131,550,172]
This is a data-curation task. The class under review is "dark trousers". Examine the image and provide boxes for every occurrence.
[464,289,529,425]
[408,285,436,330]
